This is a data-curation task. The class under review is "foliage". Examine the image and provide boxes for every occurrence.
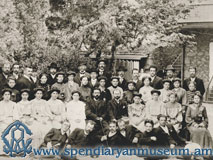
[0,0,194,71]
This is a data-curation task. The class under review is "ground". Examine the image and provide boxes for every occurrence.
[0,103,212,160]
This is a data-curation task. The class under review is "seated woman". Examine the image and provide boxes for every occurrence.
[65,90,86,132]
[47,87,66,129]
[36,73,51,100]
[139,76,153,103]
[185,92,213,149]
[186,81,199,105]
[0,88,19,154]
[17,89,34,126]
[164,92,183,132]
[159,79,172,103]
[146,90,165,127]
[128,92,146,132]
[78,76,91,101]
[31,87,52,147]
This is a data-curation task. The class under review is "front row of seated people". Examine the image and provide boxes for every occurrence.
[0,86,212,159]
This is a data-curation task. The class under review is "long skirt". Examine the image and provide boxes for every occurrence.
[188,126,213,148]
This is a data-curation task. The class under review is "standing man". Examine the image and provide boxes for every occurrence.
[0,63,11,94]
[149,65,163,89]
[183,66,205,96]
[131,68,143,91]
[16,65,35,99]
[108,76,124,100]
[11,63,21,80]
[74,63,90,85]
[117,66,128,91]
[164,65,176,89]
[47,63,59,86]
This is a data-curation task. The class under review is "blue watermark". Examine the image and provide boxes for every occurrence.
[1,120,32,157]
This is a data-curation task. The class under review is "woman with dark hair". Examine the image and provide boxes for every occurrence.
[186,92,213,148]
[139,76,153,103]
[36,73,51,100]
[78,76,91,101]
[65,90,86,132]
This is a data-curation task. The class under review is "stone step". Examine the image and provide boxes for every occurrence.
[207,97,213,101]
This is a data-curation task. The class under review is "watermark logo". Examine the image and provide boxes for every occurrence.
[1,120,33,157]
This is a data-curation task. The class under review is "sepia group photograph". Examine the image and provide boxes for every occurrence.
[0,0,213,159]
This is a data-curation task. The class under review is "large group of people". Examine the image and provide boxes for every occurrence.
[0,60,212,159]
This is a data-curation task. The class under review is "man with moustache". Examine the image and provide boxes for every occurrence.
[11,63,21,80]
[149,65,163,89]
[183,66,205,96]
[117,66,128,90]
[0,63,11,94]
[108,89,128,121]
[47,62,59,86]
[74,63,90,85]
[16,65,35,99]
[85,88,108,136]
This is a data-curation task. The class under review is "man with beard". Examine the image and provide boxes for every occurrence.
[0,63,11,95]
[16,65,35,99]
[47,63,59,86]
[101,121,125,147]
[85,88,108,138]
[183,66,205,96]
[74,63,90,85]
[164,65,176,89]
[11,63,21,80]
[108,89,128,121]
[108,76,124,100]
[117,66,128,90]
[131,68,143,91]
[117,119,141,147]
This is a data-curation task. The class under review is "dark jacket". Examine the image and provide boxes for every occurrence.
[67,128,93,148]
[150,76,163,89]
[118,79,128,91]
[108,99,128,121]
[0,73,8,94]
[40,128,68,149]
[183,77,205,96]
[137,128,158,148]
[47,74,57,86]
[16,76,35,99]
[155,125,186,147]
[85,98,107,121]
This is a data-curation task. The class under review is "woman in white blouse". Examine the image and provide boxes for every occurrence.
[47,87,66,129]
[65,90,86,132]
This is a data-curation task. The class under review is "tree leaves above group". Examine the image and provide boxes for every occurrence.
[0,0,193,71]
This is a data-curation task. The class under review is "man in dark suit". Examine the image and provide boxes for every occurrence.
[16,66,35,99]
[11,63,22,80]
[85,88,108,135]
[0,63,11,95]
[47,62,58,86]
[183,66,205,96]
[131,68,143,91]
[67,120,96,148]
[117,66,128,90]
[101,121,126,147]
[74,63,90,85]
[155,114,186,148]
[149,65,163,89]
[40,120,70,149]
[137,119,158,148]
[88,69,99,90]
[117,119,141,147]
[108,89,128,121]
